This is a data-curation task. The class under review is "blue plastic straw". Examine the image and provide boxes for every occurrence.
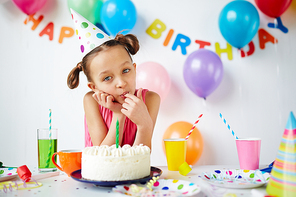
[219,113,239,139]
[45,109,52,167]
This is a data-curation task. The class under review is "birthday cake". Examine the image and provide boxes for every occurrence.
[82,144,151,181]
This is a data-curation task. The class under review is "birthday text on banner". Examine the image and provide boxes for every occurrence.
[146,19,278,60]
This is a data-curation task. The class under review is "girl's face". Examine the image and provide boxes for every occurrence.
[87,45,136,104]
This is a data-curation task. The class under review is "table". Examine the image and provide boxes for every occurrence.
[0,165,269,197]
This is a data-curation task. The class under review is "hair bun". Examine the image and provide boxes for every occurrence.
[115,34,139,55]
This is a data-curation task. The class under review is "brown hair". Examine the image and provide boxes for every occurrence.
[67,34,139,89]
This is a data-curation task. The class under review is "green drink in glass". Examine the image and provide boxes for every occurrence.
[37,129,58,171]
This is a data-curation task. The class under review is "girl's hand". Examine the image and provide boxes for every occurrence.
[121,88,153,130]
[92,90,122,114]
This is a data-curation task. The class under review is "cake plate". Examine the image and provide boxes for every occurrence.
[70,166,162,187]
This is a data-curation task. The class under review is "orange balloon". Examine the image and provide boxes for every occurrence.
[162,121,203,165]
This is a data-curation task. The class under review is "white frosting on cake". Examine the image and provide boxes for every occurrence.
[82,144,151,181]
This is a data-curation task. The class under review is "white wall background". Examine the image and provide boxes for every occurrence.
[1,0,295,168]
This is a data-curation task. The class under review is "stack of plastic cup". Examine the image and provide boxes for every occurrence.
[266,112,296,197]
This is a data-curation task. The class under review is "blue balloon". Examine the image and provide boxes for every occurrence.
[219,0,260,49]
[101,0,137,37]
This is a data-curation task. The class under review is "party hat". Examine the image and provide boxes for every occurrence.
[266,111,296,197]
[70,8,112,56]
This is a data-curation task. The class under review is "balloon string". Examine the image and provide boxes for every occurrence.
[202,99,209,112]
[274,18,279,76]
[237,48,244,129]
[237,49,242,98]
[273,18,282,125]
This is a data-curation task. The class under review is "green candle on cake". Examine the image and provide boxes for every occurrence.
[116,119,119,148]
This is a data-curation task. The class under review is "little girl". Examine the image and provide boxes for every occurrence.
[67,34,160,149]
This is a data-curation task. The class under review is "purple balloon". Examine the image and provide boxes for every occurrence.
[183,49,223,99]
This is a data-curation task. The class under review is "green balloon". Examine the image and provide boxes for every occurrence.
[67,0,104,25]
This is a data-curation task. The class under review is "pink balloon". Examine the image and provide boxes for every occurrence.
[136,62,171,101]
[12,0,47,15]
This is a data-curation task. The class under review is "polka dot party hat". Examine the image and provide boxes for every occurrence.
[266,111,296,197]
[70,8,112,56]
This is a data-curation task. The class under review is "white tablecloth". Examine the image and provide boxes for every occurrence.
[0,165,269,197]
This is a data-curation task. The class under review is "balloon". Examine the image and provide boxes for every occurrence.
[12,0,47,15]
[183,49,223,99]
[136,62,171,102]
[67,0,104,26]
[255,0,292,18]
[219,0,260,49]
[163,121,203,165]
[101,0,137,36]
